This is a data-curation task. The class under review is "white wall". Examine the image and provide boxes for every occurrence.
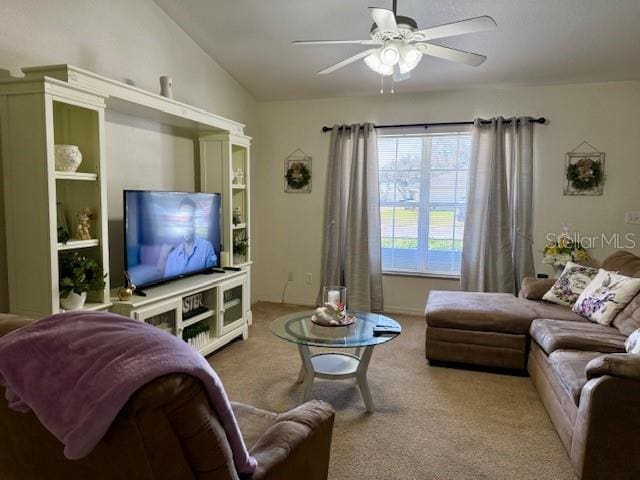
[0,0,258,311]
[253,81,640,314]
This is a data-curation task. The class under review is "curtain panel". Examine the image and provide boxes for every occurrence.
[319,123,383,311]
[461,117,535,294]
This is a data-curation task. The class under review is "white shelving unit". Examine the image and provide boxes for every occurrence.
[0,77,110,317]
[200,132,252,324]
[0,64,254,330]
[200,133,252,267]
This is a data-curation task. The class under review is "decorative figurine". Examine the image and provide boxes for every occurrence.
[233,207,242,225]
[118,271,136,301]
[75,208,93,240]
[311,302,354,326]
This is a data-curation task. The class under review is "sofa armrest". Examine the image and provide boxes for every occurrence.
[249,400,335,480]
[585,353,640,381]
[518,277,555,300]
[571,375,640,480]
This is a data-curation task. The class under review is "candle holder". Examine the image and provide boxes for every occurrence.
[311,286,354,327]
[322,286,347,313]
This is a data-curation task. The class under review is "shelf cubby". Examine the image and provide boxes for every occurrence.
[52,101,100,176]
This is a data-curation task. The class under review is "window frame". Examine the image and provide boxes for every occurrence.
[377,126,472,278]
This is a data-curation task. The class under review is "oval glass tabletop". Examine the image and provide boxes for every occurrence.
[270,310,401,348]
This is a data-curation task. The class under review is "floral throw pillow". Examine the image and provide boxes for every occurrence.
[572,269,640,326]
[542,261,598,306]
[626,328,640,354]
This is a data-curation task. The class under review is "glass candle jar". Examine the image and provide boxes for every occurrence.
[322,286,347,313]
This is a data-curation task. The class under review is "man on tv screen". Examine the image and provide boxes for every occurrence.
[164,197,216,278]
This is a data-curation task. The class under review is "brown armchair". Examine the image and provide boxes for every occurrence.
[0,315,335,480]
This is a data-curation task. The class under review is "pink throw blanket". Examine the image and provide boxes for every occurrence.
[0,311,257,475]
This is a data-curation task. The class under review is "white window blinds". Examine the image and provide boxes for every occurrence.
[378,131,472,276]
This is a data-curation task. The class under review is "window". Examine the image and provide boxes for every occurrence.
[378,130,471,276]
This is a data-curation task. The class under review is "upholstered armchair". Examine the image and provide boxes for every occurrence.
[0,315,335,480]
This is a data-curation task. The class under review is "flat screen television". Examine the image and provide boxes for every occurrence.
[124,190,222,289]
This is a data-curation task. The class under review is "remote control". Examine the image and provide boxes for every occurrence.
[204,268,226,274]
[373,324,401,336]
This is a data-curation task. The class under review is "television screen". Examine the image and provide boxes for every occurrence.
[124,190,221,288]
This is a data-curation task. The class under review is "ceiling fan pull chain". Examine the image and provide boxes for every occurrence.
[391,77,395,94]
[380,74,384,95]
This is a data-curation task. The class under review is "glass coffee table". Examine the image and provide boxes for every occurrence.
[270,311,401,412]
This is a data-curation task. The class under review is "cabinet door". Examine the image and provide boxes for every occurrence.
[219,276,246,335]
[133,299,182,337]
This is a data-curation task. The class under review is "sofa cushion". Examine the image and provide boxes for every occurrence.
[519,277,556,300]
[572,269,640,326]
[548,349,603,405]
[601,250,640,277]
[614,294,640,335]
[600,250,640,334]
[530,319,627,355]
[426,291,585,335]
[542,262,598,306]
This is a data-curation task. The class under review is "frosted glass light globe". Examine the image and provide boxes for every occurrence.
[365,52,393,76]
[399,44,422,73]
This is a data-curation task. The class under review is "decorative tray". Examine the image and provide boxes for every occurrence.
[310,314,356,327]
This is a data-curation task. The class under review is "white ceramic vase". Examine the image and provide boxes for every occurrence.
[55,145,83,172]
[160,76,173,99]
[60,291,87,311]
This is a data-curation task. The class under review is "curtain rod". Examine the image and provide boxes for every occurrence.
[321,117,546,133]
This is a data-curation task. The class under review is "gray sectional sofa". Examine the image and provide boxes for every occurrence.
[425,250,640,480]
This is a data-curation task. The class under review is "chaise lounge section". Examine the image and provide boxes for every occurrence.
[425,251,640,480]
[425,289,585,370]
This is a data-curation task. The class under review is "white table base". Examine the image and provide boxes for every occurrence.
[296,344,375,412]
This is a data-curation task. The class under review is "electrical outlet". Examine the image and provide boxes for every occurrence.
[626,211,640,225]
[304,273,313,285]
[287,272,294,282]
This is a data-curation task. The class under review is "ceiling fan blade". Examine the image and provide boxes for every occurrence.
[412,16,497,42]
[318,48,380,75]
[292,39,382,46]
[393,64,411,82]
[369,7,398,34]
[416,43,486,66]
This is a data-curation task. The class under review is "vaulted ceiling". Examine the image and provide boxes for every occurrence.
[155,0,640,101]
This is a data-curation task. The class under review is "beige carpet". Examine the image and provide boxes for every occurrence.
[209,302,576,480]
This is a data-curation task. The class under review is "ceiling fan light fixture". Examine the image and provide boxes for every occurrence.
[364,52,393,76]
[379,41,400,66]
[399,44,422,70]
[396,44,422,74]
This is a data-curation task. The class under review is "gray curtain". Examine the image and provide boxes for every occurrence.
[460,117,535,294]
[319,123,383,311]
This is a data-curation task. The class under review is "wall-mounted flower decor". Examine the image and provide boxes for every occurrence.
[564,141,605,195]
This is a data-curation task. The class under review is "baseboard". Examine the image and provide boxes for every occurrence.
[254,296,425,316]
[254,295,316,308]
[381,305,426,316]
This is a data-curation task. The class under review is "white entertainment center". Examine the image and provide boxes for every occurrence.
[111,270,249,356]
[0,65,253,354]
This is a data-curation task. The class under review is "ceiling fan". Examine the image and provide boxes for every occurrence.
[292,0,497,82]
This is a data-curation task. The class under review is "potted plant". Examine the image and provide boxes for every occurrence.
[59,252,106,310]
[233,234,249,264]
